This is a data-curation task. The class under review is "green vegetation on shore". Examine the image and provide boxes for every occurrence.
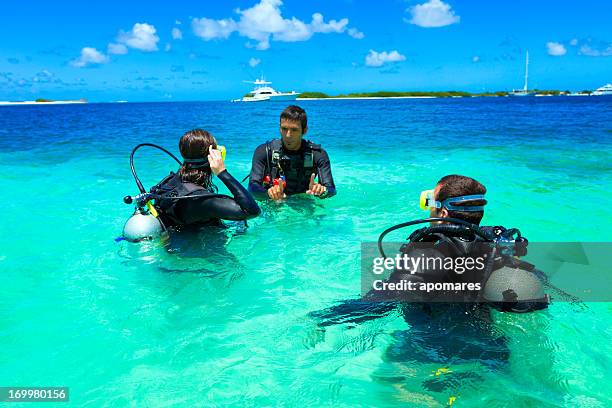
[35,98,54,102]
[298,89,572,99]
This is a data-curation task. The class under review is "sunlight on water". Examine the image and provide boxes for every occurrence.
[0,97,610,406]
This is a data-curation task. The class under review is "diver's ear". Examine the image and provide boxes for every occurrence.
[440,208,449,218]
[302,125,308,135]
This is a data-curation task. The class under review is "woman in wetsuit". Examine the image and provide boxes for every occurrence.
[153,129,260,227]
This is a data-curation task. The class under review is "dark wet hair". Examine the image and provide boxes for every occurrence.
[178,129,217,191]
[436,175,487,225]
[280,105,307,131]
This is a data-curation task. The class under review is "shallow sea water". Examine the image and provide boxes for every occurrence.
[0,97,611,407]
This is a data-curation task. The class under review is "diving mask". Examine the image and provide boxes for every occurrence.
[419,189,485,212]
[218,145,227,161]
[182,145,227,168]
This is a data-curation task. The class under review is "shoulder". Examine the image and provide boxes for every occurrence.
[253,141,272,157]
[307,141,330,161]
[255,139,281,152]
[304,139,322,150]
[305,139,326,154]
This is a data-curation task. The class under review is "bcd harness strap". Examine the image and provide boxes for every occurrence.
[265,139,319,182]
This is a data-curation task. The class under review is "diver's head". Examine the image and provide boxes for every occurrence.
[178,129,217,188]
[280,105,308,151]
[423,175,487,225]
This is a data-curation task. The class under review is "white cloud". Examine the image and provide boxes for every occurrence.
[347,28,364,39]
[175,20,182,25]
[407,0,460,28]
[309,12,347,34]
[192,18,237,40]
[579,43,612,57]
[172,27,183,40]
[365,49,406,67]
[191,0,356,50]
[569,38,578,46]
[165,43,172,52]
[249,57,261,67]
[117,23,159,52]
[546,42,566,56]
[71,47,109,68]
[107,43,128,55]
[472,55,480,63]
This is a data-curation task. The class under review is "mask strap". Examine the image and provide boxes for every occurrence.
[442,194,485,212]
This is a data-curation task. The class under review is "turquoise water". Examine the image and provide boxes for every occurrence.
[1,98,611,406]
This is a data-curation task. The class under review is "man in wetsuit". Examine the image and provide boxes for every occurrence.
[248,105,336,201]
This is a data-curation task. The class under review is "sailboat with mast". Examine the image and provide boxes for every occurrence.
[510,50,535,96]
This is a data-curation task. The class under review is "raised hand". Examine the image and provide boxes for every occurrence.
[207,145,226,176]
[306,173,327,196]
[267,176,286,201]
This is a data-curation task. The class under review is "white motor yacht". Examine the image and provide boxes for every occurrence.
[232,78,300,102]
[593,84,612,96]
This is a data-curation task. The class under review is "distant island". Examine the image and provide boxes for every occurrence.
[0,98,87,106]
[297,90,576,99]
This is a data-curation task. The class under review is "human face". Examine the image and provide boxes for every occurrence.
[280,118,306,151]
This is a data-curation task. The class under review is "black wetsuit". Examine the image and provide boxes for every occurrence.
[153,170,260,227]
[248,139,336,200]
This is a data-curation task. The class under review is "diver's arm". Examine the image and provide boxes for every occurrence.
[217,170,260,216]
[309,299,397,327]
[315,148,336,198]
[247,144,270,201]
[180,171,260,223]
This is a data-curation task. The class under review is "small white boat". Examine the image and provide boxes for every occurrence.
[510,51,535,97]
[593,84,612,96]
[232,78,300,102]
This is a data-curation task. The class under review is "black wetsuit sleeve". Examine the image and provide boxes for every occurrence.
[179,170,260,223]
[247,143,269,201]
[309,299,397,327]
[315,148,336,198]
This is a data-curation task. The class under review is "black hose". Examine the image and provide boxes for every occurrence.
[130,143,182,194]
[377,217,490,259]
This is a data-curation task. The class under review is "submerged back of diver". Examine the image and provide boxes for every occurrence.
[152,129,261,228]
[311,175,549,328]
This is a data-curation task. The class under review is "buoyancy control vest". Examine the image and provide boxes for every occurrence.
[263,139,320,193]
[150,172,215,225]
[378,219,550,313]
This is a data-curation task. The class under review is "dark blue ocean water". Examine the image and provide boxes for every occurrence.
[0,97,610,406]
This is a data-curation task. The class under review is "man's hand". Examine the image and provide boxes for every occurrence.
[307,173,327,196]
[267,177,286,201]
[208,145,226,176]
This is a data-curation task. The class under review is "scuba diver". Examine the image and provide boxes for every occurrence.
[311,174,550,326]
[247,105,336,202]
[310,175,551,380]
[121,129,260,242]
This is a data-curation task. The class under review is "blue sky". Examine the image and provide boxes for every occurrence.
[1,0,611,101]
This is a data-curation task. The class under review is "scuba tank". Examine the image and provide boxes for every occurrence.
[119,143,228,243]
[119,143,178,243]
[122,205,163,243]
